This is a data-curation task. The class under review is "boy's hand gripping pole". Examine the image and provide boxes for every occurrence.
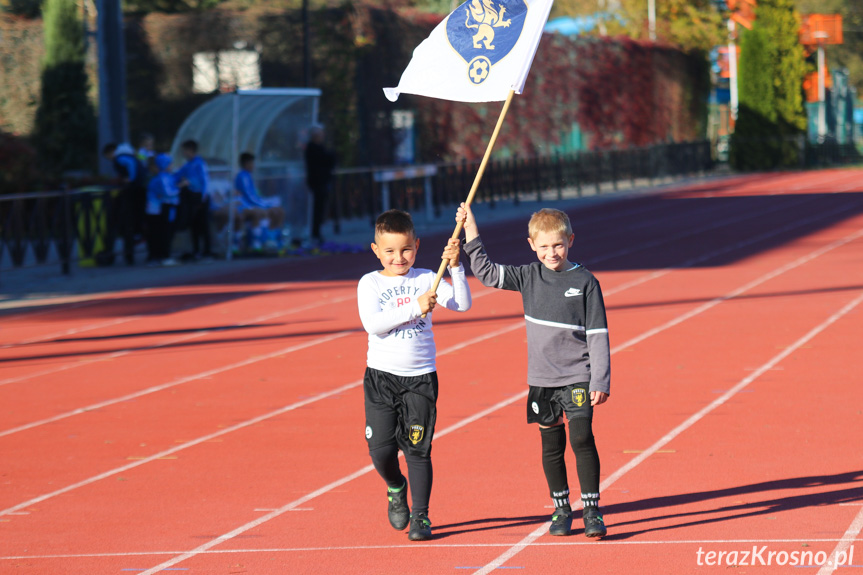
[422,90,515,318]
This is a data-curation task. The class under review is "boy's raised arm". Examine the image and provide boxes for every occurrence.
[457,203,479,242]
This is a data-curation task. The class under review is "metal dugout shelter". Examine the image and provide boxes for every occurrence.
[170,88,322,257]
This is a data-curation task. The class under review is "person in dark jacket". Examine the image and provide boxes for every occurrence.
[304,125,336,246]
[103,143,148,265]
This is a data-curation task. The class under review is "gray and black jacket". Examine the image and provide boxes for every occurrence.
[464,235,610,394]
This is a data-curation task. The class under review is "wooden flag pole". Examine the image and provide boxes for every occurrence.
[422,89,515,317]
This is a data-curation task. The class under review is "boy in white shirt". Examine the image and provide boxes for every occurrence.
[357,209,472,541]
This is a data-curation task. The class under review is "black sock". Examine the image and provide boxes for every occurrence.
[568,418,600,509]
[540,424,570,509]
[404,453,433,516]
[369,444,404,490]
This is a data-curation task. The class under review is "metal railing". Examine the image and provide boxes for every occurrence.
[0,186,119,276]
[4,139,856,278]
[804,141,860,167]
[329,141,714,233]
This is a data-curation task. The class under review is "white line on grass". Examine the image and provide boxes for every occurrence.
[472,290,863,575]
[134,230,863,575]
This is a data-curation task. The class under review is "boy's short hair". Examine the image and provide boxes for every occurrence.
[181,140,199,153]
[375,209,415,241]
[101,143,117,156]
[528,208,573,239]
[240,152,255,165]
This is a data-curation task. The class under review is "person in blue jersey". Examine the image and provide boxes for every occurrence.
[458,203,610,539]
[103,143,148,266]
[234,152,285,251]
[144,153,180,266]
[137,133,155,164]
[175,140,214,260]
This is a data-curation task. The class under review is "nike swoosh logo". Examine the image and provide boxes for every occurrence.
[564,288,583,297]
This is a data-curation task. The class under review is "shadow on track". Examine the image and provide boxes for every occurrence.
[602,470,863,540]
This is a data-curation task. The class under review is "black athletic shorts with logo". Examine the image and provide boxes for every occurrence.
[526,382,593,425]
[363,367,438,458]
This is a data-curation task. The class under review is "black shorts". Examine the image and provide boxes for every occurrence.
[527,382,592,425]
[363,367,438,458]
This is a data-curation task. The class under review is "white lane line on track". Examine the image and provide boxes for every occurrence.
[0,285,254,347]
[133,230,863,575]
[134,391,531,575]
[2,189,845,423]
[3,188,860,553]
[0,322,523,518]
[610,226,863,354]
[588,180,861,267]
[0,288,504,438]
[816,505,863,575]
[3,197,860,517]
[1,316,141,349]
[601,196,863,298]
[0,185,842,395]
[0,327,358,440]
[0,291,356,388]
[473,289,863,575]
[3,538,857,560]
[2,192,859,522]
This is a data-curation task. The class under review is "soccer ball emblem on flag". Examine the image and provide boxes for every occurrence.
[383,0,552,103]
[448,0,528,85]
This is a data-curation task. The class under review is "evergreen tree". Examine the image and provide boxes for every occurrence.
[730,0,806,169]
[33,0,97,176]
[730,27,779,169]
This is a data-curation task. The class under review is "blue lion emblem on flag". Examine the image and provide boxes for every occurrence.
[446,0,528,84]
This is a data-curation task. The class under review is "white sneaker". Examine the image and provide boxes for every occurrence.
[161,258,179,267]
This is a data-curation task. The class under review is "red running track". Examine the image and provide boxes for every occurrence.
[1,169,862,575]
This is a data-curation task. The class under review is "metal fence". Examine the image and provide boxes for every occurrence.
[804,141,860,167]
[0,186,118,274]
[3,139,859,277]
[329,141,714,233]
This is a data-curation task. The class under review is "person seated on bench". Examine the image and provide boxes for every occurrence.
[234,152,285,251]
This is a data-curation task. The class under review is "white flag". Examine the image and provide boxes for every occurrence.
[384,0,554,103]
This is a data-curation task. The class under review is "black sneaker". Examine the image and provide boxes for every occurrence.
[549,506,573,536]
[583,508,607,538]
[387,479,410,530]
[408,512,432,541]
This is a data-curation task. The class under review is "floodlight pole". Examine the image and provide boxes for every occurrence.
[96,0,129,175]
[728,19,738,122]
[815,31,828,142]
[228,90,239,261]
[648,0,656,41]
[302,0,311,87]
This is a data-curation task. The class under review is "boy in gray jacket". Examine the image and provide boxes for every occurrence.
[457,202,610,538]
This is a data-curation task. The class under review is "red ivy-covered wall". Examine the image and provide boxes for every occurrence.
[407,33,709,162]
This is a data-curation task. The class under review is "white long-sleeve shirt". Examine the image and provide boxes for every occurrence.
[357,265,471,376]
